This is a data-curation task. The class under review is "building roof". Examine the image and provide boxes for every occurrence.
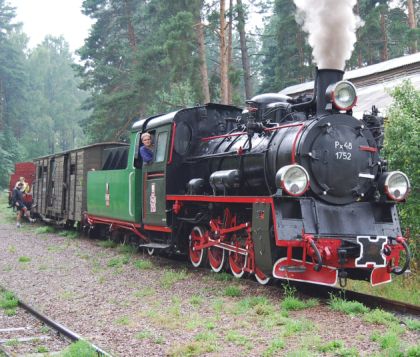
[280,52,420,118]
[353,73,420,117]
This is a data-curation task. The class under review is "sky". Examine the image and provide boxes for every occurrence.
[10,1,268,55]
[10,0,93,53]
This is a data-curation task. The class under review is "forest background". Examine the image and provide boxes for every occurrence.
[0,0,419,262]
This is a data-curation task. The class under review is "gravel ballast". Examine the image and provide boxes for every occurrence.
[0,219,418,356]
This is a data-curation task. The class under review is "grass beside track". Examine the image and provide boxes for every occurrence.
[0,191,15,224]
[347,272,419,306]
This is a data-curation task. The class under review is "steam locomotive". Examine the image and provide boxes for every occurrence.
[32,68,411,287]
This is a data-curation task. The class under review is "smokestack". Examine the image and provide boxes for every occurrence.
[315,68,344,115]
[293,0,363,70]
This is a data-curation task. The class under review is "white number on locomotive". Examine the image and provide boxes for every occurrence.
[335,141,352,160]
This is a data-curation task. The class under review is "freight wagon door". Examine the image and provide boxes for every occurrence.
[142,126,170,226]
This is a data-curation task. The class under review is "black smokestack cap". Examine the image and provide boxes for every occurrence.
[316,68,344,115]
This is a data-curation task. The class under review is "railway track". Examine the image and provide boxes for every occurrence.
[0,288,111,357]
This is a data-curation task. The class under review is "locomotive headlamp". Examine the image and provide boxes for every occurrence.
[276,165,310,196]
[380,171,411,201]
[326,81,357,110]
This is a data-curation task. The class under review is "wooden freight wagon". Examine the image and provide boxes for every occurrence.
[8,162,36,206]
[32,143,129,225]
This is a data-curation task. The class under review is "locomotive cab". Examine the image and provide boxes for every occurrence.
[139,125,172,227]
[122,104,242,250]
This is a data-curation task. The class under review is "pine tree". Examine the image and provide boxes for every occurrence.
[260,0,312,92]
[26,36,87,154]
[193,0,211,103]
[236,0,253,99]
[79,0,206,140]
[406,0,418,53]
[220,0,230,104]
[0,0,28,186]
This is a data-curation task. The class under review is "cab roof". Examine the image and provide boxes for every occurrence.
[131,103,242,132]
[33,142,128,160]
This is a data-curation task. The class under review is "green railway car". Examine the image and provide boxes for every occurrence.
[87,135,142,222]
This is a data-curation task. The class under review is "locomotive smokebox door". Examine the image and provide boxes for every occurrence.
[299,115,379,205]
[252,202,275,275]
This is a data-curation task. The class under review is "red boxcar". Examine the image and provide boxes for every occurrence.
[8,162,36,206]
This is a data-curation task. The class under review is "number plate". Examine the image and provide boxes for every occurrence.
[355,236,387,268]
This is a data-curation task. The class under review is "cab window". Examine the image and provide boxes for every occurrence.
[155,132,168,163]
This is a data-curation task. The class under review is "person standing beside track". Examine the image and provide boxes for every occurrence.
[12,182,35,228]
[15,176,30,193]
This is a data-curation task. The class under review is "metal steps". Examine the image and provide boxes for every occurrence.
[139,243,171,249]
[279,265,307,273]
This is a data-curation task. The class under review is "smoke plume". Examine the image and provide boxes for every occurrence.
[293,0,364,70]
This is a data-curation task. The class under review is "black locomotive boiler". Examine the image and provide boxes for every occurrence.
[81,68,411,287]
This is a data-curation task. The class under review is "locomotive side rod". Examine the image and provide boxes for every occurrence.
[198,241,249,255]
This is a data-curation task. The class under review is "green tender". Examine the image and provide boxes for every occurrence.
[87,134,142,223]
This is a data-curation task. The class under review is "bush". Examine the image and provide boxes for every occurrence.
[385,81,420,268]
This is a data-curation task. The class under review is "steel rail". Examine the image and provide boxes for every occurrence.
[18,299,112,356]
[0,290,112,357]
[0,344,12,357]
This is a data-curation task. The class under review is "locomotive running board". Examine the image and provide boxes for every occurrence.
[273,258,338,286]
[139,243,171,249]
